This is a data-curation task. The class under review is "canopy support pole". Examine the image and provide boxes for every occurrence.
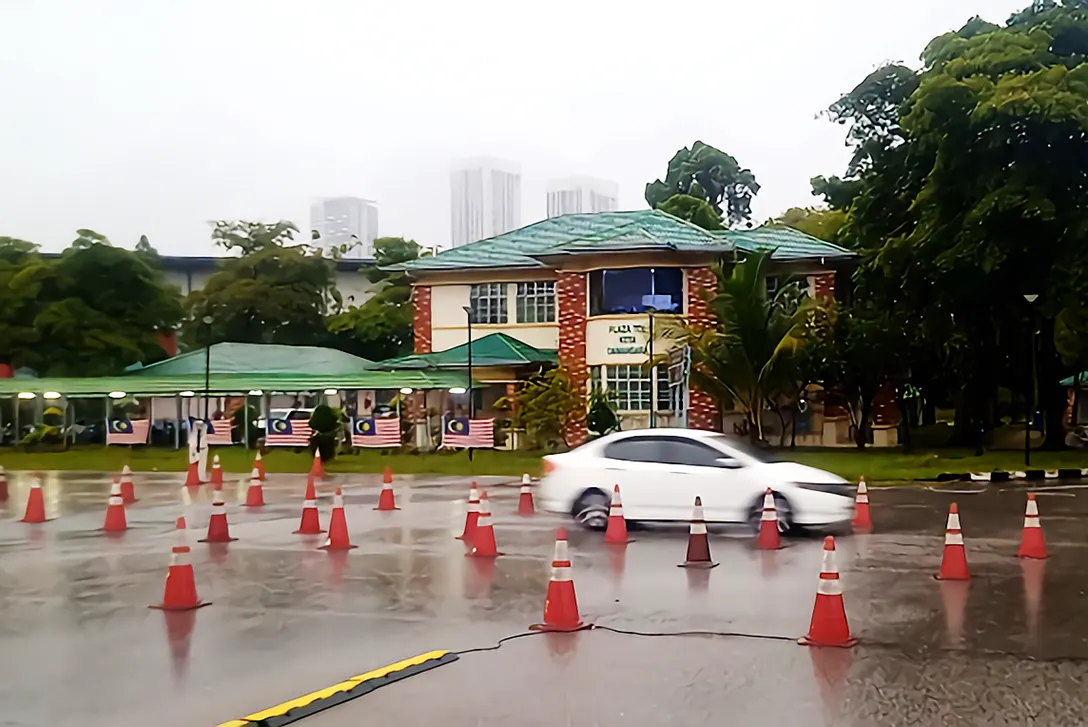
[244,396,250,450]
[103,397,109,445]
[175,397,181,450]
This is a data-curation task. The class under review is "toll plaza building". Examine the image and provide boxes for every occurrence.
[396,210,856,446]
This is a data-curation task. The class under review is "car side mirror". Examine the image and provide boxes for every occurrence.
[715,457,743,469]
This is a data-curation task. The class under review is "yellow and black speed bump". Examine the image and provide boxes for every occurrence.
[217,650,458,726]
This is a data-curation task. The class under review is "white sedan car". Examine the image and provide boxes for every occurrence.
[539,429,855,531]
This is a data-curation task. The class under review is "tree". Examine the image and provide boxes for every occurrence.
[0,238,43,372]
[817,2,1088,449]
[801,303,908,448]
[645,141,760,226]
[771,207,847,242]
[659,252,815,443]
[184,221,342,347]
[501,367,583,450]
[657,195,723,230]
[13,232,183,376]
[326,236,424,360]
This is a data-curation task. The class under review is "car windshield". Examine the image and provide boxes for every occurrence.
[703,434,771,464]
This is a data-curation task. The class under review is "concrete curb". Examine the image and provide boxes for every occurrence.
[935,469,1088,483]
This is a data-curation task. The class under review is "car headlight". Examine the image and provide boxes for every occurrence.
[794,482,854,498]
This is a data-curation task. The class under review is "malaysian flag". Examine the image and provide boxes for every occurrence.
[106,418,151,446]
[265,417,312,447]
[189,418,233,446]
[351,417,401,447]
[441,416,495,449]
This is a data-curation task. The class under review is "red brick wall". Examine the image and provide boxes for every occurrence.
[812,272,836,301]
[556,272,588,445]
[685,267,721,431]
[411,286,432,354]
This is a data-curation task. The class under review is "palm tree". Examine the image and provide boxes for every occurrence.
[659,251,816,442]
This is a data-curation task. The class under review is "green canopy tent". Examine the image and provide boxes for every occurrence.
[379,332,557,370]
[0,343,478,449]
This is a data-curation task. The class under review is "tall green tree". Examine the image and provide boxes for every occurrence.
[0,237,43,371]
[771,207,847,242]
[184,221,341,347]
[645,141,760,226]
[816,1,1088,448]
[13,231,183,376]
[656,194,723,230]
[326,236,424,360]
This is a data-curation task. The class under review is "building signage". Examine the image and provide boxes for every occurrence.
[606,324,648,355]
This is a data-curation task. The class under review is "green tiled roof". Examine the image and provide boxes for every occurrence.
[395,211,854,273]
[716,226,855,261]
[379,332,557,369]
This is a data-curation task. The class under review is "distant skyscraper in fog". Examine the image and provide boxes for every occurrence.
[450,158,521,247]
[547,176,619,218]
[310,197,378,259]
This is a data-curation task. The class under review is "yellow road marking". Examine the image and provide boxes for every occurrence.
[217,650,450,726]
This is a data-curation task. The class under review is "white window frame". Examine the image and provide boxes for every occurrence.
[469,283,507,324]
[515,281,555,323]
[593,364,672,413]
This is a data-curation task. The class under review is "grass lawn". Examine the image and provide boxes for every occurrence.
[788,448,1088,482]
[0,445,1085,482]
[0,445,543,478]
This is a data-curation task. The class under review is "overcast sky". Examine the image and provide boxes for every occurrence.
[0,1,1025,255]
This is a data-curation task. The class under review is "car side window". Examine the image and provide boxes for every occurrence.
[657,437,732,468]
[603,437,661,463]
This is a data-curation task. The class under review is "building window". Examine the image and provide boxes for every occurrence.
[589,267,683,316]
[516,281,555,323]
[469,283,507,324]
[593,364,673,412]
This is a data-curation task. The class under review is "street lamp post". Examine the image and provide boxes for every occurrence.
[647,308,656,428]
[462,305,474,462]
[1023,294,1038,468]
[200,315,213,453]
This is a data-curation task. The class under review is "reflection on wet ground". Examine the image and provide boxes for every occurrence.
[1,471,1088,725]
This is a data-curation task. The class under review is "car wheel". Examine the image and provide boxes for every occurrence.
[747,492,793,534]
[572,489,610,531]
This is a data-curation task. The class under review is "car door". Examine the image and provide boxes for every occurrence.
[653,436,753,522]
[598,436,666,520]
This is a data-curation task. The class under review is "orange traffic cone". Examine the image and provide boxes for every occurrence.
[468,490,501,557]
[103,481,128,533]
[936,502,970,580]
[309,450,324,480]
[517,473,536,516]
[375,477,399,511]
[852,477,871,532]
[1017,493,1047,559]
[0,465,8,501]
[319,488,356,550]
[799,536,856,647]
[680,496,717,568]
[243,468,265,507]
[604,485,629,544]
[210,455,223,489]
[119,464,137,503]
[183,458,202,487]
[254,451,266,480]
[199,487,237,543]
[151,517,210,611]
[457,482,480,542]
[294,476,325,534]
[756,489,783,550]
[530,528,587,632]
[383,466,393,484]
[20,478,48,523]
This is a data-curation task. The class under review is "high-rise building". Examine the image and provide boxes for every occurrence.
[310,197,379,259]
[450,158,521,247]
[547,176,619,218]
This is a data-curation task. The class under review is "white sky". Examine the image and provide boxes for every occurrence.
[0,1,1025,255]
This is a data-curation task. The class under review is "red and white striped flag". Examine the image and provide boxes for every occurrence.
[106,418,151,446]
[441,417,495,449]
[351,417,401,447]
[190,418,233,446]
[265,417,312,447]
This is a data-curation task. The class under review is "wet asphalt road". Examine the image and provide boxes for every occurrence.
[1,472,1088,725]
